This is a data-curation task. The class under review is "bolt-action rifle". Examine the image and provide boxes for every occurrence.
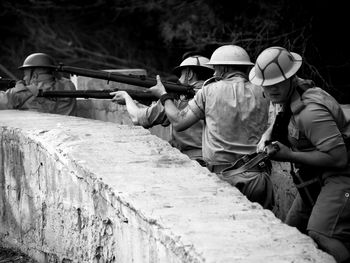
[54,64,195,98]
[37,88,157,106]
[0,77,16,91]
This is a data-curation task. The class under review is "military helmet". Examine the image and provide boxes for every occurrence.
[206,45,254,66]
[249,47,302,86]
[172,55,213,77]
[18,53,56,70]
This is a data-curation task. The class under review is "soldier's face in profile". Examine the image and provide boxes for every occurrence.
[262,78,292,103]
[23,69,32,85]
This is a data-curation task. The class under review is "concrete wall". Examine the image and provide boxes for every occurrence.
[0,110,334,262]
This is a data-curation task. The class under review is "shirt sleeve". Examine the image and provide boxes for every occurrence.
[299,103,345,152]
[188,88,205,120]
[136,100,170,128]
[3,82,33,109]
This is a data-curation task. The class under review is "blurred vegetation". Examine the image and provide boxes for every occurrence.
[1,0,349,102]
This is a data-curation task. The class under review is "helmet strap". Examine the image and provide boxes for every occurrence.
[286,77,295,99]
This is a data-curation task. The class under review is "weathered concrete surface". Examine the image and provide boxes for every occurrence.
[76,99,171,142]
[0,110,334,262]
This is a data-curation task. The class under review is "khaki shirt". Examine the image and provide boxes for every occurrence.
[0,75,77,116]
[287,82,350,177]
[137,81,204,159]
[188,72,270,165]
[289,88,349,152]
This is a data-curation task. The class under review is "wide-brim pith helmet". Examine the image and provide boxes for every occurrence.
[249,47,302,86]
[206,45,254,66]
[172,56,214,77]
[18,53,56,70]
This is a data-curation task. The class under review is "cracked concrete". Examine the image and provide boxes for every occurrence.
[0,110,335,262]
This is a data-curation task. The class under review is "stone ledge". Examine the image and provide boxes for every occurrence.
[0,110,334,262]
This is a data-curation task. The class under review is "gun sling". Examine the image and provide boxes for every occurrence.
[219,152,270,178]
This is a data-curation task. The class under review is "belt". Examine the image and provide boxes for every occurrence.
[221,152,271,178]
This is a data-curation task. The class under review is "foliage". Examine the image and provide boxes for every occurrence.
[0,0,349,101]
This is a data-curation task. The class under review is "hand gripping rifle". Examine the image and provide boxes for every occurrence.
[37,64,195,102]
[57,64,194,96]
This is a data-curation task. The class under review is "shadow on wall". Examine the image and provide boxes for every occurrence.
[0,132,61,262]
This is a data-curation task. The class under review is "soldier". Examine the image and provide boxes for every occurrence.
[251,46,350,263]
[149,45,274,209]
[111,55,213,165]
[0,53,77,116]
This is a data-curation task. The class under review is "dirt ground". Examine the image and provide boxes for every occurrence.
[0,247,37,263]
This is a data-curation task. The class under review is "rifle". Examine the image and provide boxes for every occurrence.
[55,64,195,98]
[0,77,16,91]
[37,88,157,105]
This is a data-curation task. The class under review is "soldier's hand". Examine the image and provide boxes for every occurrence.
[264,141,291,161]
[263,141,280,157]
[110,91,129,105]
[149,75,167,98]
[257,130,272,152]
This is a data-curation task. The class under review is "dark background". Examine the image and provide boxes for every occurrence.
[1,0,349,102]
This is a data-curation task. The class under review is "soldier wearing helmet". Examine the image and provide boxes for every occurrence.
[0,53,76,115]
[251,46,350,262]
[149,45,274,210]
[110,55,213,164]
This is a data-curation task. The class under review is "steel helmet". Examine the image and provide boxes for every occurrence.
[249,47,302,86]
[172,55,213,77]
[206,45,254,66]
[18,53,56,70]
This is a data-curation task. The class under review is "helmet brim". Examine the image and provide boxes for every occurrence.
[18,65,57,70]
[172,65,213,77]
[249,52,302,86]
[206,61,254,66]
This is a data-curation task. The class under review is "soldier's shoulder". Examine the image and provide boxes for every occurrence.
[57,77,76,90]
[202,77,217,87]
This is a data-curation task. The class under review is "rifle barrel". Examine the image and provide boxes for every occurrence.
[38,89,158,101]
[55,65,194,97]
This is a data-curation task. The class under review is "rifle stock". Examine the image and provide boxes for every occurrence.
[55,64,194,97]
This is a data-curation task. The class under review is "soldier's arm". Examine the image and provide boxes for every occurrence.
[163,101,199,131]
[149,75,200,131]
[111,90,143,125]
[0,81,35,109]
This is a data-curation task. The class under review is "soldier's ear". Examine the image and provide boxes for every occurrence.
[31,71,39,80]
[188,70,194,80]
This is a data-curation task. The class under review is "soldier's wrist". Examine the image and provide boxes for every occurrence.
[160,93,174,106]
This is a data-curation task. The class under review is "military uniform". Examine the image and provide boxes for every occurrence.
[188,72,274,209]
[284,78,350,244]
[137,81,204,162]
[0,75,77,116]
[188,72,270,167]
